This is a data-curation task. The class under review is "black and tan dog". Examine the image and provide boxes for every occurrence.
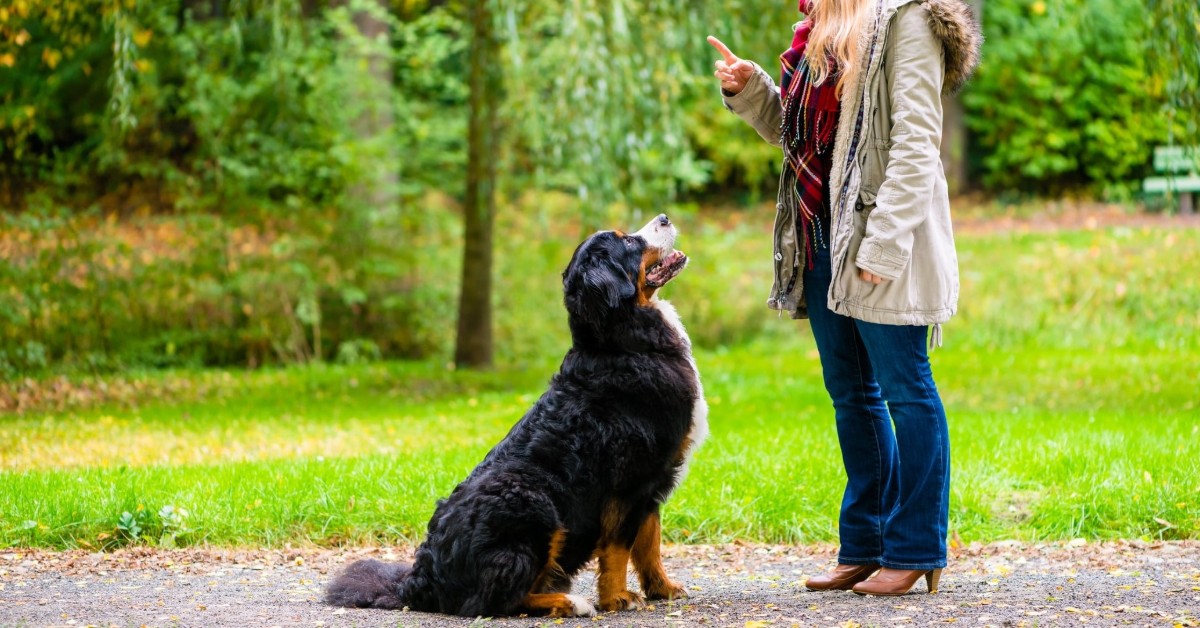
[325,214,707,617]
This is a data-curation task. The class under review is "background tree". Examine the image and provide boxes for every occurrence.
[498,0,777,230]
[454,0,502,369]
[337,0,398,229]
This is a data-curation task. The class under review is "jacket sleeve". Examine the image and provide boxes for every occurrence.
[721,63,784,149]
[855,4,944,281]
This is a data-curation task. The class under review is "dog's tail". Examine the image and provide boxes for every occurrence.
[324,558,413,609]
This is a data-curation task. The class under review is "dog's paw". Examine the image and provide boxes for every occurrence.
[645,580,688,601]
[564,594,597,617]
[599,590,645,612]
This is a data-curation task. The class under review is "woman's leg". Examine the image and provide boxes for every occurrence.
[854,322,950,570]
[804,252,898,566]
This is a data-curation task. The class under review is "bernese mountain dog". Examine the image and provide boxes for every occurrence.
[324,214,708,618]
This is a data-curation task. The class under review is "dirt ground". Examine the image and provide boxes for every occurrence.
[1,540,1197,628]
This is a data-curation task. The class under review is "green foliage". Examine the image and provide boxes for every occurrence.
[1,0,466,210]
[1145,0,1200,146]
[392,5,468,198]
[335,339,383,365]
[116,510,143,541]
[962,0,1169,194]
[498,0,798,224]
[688,104,782,200]
[156,504,193,548]
[156,5,352,207]
[1,0,1194,213]
[682,1,802,197]
[107,505,193,548]
[0,203,459,373]
[3,0,1199,385]
[0,1,112,202]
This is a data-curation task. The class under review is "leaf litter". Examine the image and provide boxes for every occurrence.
[0,540,1197,627]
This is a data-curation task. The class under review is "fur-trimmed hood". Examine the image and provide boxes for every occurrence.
[915,0,983,94]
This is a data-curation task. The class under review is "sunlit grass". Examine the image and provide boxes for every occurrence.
[2,222,1198,548]
[0,362,556,471]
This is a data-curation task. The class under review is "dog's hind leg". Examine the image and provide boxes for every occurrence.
[457,547,538,617]
[531,528,573,594]
[533,570,574,594]
[631,510,687,600]
[462,542,593,618]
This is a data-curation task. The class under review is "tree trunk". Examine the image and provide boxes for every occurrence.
[941,93,968,196]
[455,0,502,369]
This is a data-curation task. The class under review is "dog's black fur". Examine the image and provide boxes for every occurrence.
[325,218,702,617]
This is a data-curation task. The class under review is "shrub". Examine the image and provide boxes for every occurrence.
[0,202,458,375]
[0,1,469,213]
[962,0,1168,195]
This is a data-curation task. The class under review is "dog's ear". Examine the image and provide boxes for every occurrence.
[582,260,635,309]
[563,235,636,319]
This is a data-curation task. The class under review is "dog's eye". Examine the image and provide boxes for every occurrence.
[623,236,637,248]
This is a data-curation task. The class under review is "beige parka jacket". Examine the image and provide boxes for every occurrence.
[723,0,982,339]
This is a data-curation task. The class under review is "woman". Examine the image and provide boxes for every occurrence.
[708,0,981,596]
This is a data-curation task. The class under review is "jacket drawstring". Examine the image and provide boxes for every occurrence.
[929,323,943,352]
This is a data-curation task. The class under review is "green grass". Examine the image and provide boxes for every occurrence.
[2,219,1199,549]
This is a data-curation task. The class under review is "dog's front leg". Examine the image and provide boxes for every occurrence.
[631,511,687,600]
[521,592,597,618]
[595,543,644,611]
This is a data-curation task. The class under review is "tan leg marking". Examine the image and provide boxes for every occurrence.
[531,528,569,594]
[596,543,644,612]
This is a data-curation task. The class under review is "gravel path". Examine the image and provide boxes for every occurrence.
[1,541,1197,627]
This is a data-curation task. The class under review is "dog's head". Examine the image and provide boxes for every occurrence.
[562,214,689,329]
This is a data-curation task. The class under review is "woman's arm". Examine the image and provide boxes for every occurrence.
[709,36,784,149]
[855,3,944,281]
[721,66,785,149]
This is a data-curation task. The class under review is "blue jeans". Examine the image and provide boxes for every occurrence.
[803,242,950,570]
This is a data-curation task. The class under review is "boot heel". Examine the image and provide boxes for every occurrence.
[925,568,943,593]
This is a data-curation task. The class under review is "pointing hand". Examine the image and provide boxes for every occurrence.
[707,36,755,95]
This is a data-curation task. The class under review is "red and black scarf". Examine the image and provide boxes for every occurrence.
[779,0,841,270]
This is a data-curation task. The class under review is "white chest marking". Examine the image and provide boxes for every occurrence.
[653,299,709,495]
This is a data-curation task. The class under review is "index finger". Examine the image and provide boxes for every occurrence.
[706,35,738,64]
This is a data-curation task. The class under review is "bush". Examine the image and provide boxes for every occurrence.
[0,1,469,212]
[962,0,1168,195]
[0,202,459,375]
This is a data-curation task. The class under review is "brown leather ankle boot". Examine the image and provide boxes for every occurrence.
[804,564,881,591]
[851,567,943,596]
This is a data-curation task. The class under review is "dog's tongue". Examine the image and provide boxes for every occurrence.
[647,250,687,286]
[662,250,685,267]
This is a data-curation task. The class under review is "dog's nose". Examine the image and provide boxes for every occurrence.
[657,214,670,227]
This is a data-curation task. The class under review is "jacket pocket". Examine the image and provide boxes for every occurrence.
[857,139,891,207]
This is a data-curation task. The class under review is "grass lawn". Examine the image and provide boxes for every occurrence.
[1,220,1198,549]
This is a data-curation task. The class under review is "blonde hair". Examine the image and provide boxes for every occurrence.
[805,0,873,95]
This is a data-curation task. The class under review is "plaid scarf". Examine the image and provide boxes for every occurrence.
[779,1,841,270]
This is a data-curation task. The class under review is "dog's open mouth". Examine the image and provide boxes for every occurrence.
[646,249,688,288]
